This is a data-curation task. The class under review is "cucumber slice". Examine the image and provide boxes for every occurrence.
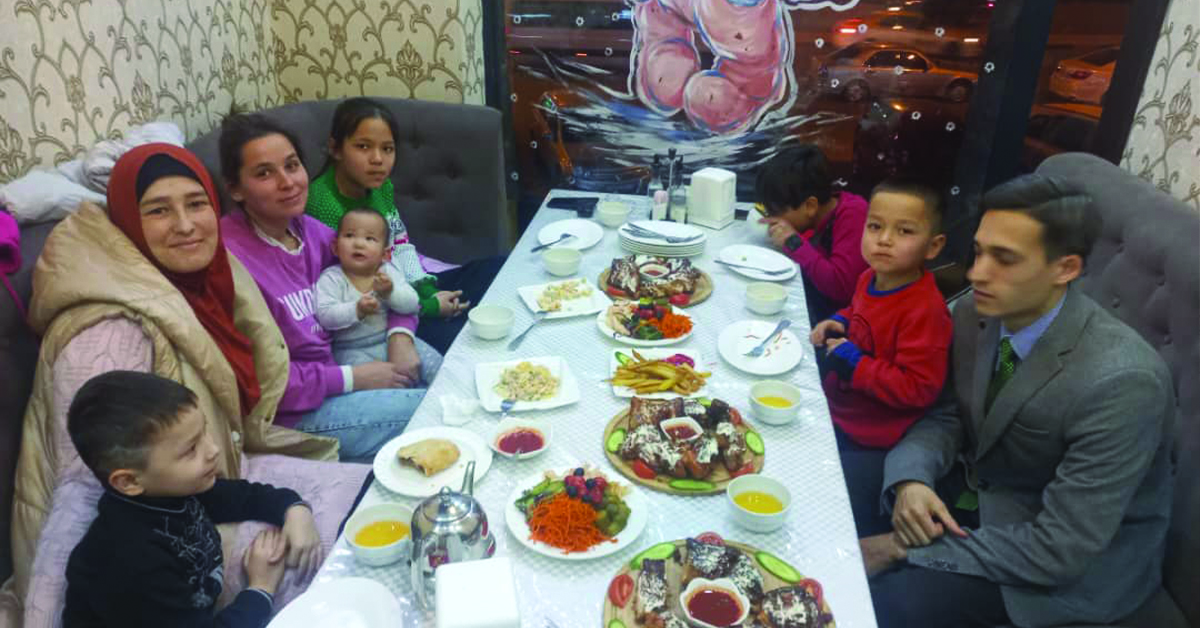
[745,431,765,455]
[668,478,715,491]
[755,551,803,583]
[608,620,627,628]
[630,542,677,569]
[698,397,712,407]
[606,429,627,453]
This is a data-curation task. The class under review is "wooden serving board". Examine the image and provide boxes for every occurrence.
[602,409,765,496]
[601,538,836,628]
[598,269,713,307]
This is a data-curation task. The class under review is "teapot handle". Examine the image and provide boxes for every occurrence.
[412,531,436,609]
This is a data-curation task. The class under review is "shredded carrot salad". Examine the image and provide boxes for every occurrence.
[527,492,615,553]
[648,311,693,339]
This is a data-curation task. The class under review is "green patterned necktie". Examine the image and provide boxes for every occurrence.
[985,337,1019,414]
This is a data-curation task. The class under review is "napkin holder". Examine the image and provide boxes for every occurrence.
[435,556,520,628]
[687,167,736,230]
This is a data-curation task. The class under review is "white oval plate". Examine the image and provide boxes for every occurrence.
[717,320,804,376]
[538,218,604,251]
[618,220,707,247]
[609,348,707,399]
[504,470,648,560]
[596,309,693,347]
[718,244,797,281]
[267,577,400,628]
[373,427,492,498]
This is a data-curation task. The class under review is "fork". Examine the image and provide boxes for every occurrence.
[532,233,574,253]
[714,259,793,276]
[745,319,792,357]
[622,224,702,244]
[507,311,548,350]
[498,397,516,420]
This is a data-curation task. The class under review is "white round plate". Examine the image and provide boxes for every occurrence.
[718,244,797,281]
[538,219,603,251]
[618,220,706,247]
[504,470,648,560]
[373,427,492,498]
[596,309,693,347]
[718,320,804,376]
[267,577,400,628]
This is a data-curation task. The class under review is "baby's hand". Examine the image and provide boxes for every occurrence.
[372,272,393,297]
[357,294,381,319]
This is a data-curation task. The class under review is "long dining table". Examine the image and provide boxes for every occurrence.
[312,190,879,628]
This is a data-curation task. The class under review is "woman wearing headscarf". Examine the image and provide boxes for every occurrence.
[3,144,367,626]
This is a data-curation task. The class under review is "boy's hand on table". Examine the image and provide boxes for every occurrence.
[244,528,287,595]
[356,294,381,319]
[372,272,393,297]
[283,504,323,580]
[810,319,847,346]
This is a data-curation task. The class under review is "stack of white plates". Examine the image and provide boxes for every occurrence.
[618,221,707,257]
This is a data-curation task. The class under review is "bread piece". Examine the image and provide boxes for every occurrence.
[397,438,461,476]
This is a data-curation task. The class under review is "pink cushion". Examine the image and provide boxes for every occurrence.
[22,456,369,627]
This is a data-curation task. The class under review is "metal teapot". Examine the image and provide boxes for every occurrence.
[410,460,496,609]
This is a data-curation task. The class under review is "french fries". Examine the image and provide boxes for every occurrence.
[607,350,710,395]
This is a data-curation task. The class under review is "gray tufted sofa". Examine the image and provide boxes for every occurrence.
[0,97,510,587]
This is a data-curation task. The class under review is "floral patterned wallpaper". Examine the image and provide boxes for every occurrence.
[271,0,484,105]
[1122,0,1200,211]
[0,0,484,185]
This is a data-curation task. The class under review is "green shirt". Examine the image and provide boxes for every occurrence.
[307,168,439,315]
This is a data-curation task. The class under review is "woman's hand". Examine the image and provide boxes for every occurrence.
[351,361,409,390]
[282,504,323,580]
[356,294,380,320]
[372,272,393,298]
[435,290,470,318]
[387,334,422,386]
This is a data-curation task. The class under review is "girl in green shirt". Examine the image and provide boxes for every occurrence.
[306,97,503,354]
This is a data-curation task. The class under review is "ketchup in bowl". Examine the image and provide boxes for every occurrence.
[665,425,698,440]
[685,586,744,627]
[497,428,545,455]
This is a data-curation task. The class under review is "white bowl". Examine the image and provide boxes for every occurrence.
[659,416,703,443]
[542,247,581,276]
[746,282,787,315]
[749,380,802,426]
[468,305,514,340]
[727,474,792,533]
[344,503,414,567]
[596,201,630,227]
[679,577,751,628]
[489,417,551,460]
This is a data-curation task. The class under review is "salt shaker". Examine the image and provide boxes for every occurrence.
[652,190,669,221]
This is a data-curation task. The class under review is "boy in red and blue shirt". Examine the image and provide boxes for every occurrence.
[810,178,952,535]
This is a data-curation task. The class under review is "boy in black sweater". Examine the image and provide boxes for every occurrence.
[62,371,322,627]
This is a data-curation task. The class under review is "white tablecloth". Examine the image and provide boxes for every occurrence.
[313,191,879,628]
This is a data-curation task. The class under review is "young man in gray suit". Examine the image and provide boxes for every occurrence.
[860,174,1174,628]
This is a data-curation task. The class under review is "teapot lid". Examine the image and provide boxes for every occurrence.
[418,486,475,523]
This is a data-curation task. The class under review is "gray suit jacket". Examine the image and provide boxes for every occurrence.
[883,288,1174,628]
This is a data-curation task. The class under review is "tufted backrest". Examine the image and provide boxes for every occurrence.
[187,98,511,263]
[1039,152,1200,627]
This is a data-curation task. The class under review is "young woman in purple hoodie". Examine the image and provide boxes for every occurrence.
[217,114,425,462]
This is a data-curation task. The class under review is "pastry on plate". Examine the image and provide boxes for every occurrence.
[397,438,461,476]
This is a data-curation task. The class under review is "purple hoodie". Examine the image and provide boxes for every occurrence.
[221,212,418,426]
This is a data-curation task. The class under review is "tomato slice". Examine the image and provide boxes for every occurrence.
[799,578,824,605]
[606,285,630,298]
[608,573,634,609]
[729,407,744,426]
[668,293,690,306]
[694,532,725,546]
[630,459,658,480]
[729,462,757,478]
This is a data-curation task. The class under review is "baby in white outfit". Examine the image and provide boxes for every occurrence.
[315,208,440,383]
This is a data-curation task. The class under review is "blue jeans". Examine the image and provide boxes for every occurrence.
[292,388,426,463]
